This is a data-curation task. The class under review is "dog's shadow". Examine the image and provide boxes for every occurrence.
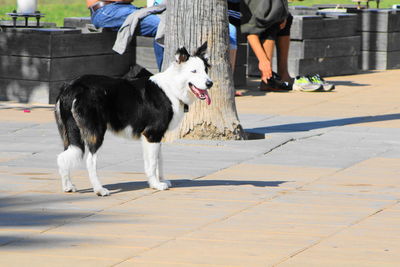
[78,179,288,194]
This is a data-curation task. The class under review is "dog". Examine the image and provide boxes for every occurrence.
[54,42,212,196]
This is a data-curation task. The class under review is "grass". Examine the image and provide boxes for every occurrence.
[0,0,398,27]
[0,0,146,27]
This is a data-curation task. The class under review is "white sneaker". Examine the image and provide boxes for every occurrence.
[293,76,323,92]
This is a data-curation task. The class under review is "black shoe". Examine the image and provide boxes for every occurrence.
[259,72,292,92]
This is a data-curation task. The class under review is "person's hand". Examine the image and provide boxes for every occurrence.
[258,59,272,83]
[279,19,287,30]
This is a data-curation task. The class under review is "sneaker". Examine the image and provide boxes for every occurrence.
[293,76,323,92]
[308,74,335,91]
[259,72,292,92]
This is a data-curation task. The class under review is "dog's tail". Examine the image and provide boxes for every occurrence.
[55,83,70,150]
[54,82,85,153]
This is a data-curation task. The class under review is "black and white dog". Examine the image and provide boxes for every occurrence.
[55,43,212,196]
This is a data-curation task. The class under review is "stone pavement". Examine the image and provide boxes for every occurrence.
[0,70,399,266]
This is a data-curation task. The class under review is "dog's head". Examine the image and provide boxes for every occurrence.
[174,42,213,105]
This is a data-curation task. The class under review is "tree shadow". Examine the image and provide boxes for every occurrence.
[0,194,104,248]
[246,113,400,134]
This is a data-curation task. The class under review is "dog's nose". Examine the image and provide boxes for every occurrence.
[206,80,213,89]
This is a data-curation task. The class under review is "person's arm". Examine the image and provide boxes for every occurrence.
[86,0,97,8]
[247,34,273,82]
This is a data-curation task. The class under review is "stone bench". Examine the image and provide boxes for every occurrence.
[351,8,400,70]
[0,27,132,104]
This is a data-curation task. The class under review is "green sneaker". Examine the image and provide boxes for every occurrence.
[293,76,322,92]
[308,74,335,91]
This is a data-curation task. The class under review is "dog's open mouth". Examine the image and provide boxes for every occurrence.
[189,83,211,105]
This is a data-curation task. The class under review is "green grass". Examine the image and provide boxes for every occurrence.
[0,0,146,27]
[0,0,397,27]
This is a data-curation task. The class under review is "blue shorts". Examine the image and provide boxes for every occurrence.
[229,23,237,50]
[91,3,160,36]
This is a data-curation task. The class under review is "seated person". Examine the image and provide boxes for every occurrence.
[86,0,163,69]
[86,0,159,36]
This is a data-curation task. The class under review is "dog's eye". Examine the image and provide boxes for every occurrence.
[191,70,197,73]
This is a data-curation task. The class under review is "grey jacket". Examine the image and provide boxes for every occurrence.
[113,3,167,54]
[240,0,289,35]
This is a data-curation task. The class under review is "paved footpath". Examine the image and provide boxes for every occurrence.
[0,70,399,266]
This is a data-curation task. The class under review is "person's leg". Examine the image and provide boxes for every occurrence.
[139,13,160,36]
[139,14,162,70]
[154,41,164,71]
[228,23,237,72]
[91,3,139,29]
[262,39,275,68]
[276,14,293,83]
[276,35,291,83]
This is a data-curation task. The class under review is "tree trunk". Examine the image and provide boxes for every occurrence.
[163,0,245,141]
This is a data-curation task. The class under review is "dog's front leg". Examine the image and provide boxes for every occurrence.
[86,152,110,196]
[157,148,171,187]
[142,137,170,190]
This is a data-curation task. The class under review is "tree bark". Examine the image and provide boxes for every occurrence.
[163,0,245,141]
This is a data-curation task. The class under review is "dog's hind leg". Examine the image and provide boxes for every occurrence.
[71,99,109,197]
[142,137,169,190]
[57,145,82,192]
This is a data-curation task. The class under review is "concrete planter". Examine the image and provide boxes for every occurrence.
[0,27,132,104]
[351,9,400,70]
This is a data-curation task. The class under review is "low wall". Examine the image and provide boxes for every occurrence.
[354,9,400,70]
[0,27,132,104]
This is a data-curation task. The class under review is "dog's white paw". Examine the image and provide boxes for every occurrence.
[94,187,110,197]
[160,179,172,187]
[63,183,77,193]
[149,181,170,191]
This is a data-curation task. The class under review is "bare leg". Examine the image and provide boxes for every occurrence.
[229,49,237,73]
[86,152,110,196]
[262,39,275,69]
[57,145,81,193]
[276,35,292,83]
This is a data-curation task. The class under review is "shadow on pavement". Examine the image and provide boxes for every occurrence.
[0,195,108,247]
[246,113,400,134]
[329,80,369,87]
[100,179,288,195]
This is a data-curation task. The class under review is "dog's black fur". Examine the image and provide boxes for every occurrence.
[56,75,173,155]
[55,43,212,195]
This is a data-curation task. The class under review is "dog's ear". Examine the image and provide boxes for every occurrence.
[175,47,190,64]
[195,42,208,58]
[194,42,210,69]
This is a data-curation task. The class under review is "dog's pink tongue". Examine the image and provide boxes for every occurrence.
[204,90,211,105]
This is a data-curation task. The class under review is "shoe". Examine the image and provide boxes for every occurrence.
[259,72,292,92]
[293,76,323,92]
[308,74,335,91]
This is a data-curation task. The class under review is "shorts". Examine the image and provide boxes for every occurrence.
[229,23,237,50]
[259,14,293,41]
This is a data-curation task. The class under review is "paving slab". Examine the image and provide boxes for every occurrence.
[0,69,400,266]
